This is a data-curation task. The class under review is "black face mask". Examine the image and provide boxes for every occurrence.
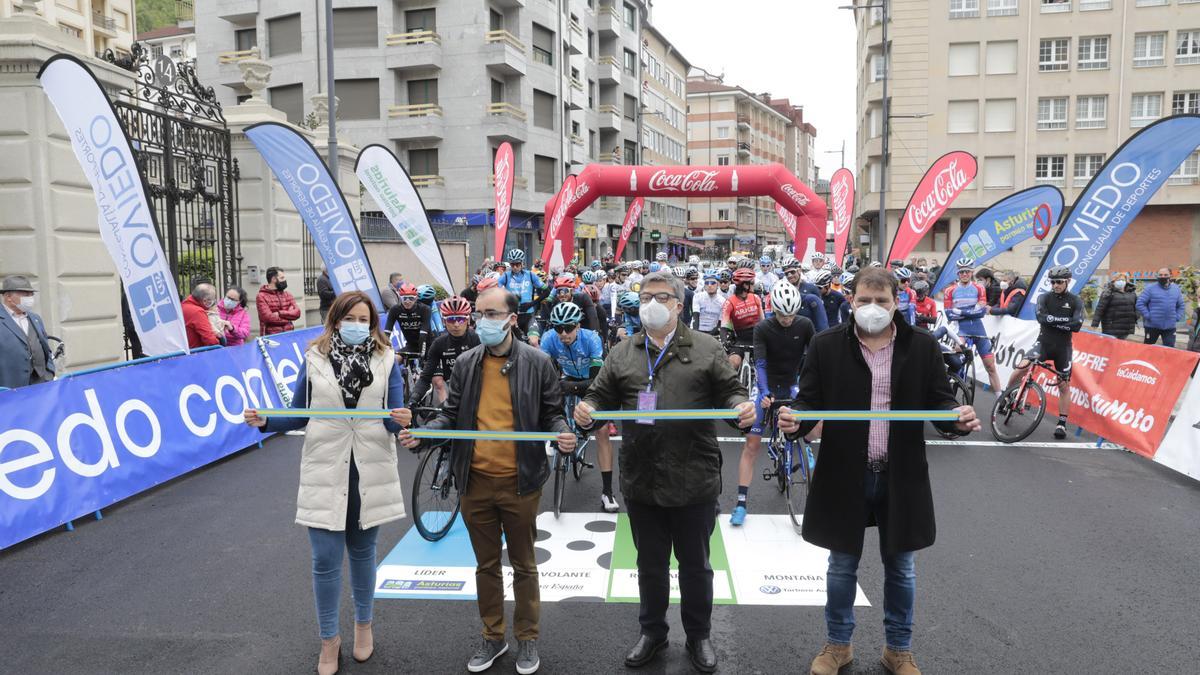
[276,280,288,292]
[1158,277,1170,287]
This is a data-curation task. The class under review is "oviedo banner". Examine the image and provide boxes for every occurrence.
[37,55,187,355]
[355,144,456,294]
[1022,114,1200,319]
[0,328,320,550]
[932,185,1065,294]
[887,151,978,264]
[492,143,515,259]
[244,123,385,310]
[541,175,578,269]
[829,168,855,267]
[614,197,644,261]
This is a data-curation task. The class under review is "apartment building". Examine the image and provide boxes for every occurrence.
[856,0,1200,274]
[195,0,656,270]
[687,74,819,257]
[0,0,136,59]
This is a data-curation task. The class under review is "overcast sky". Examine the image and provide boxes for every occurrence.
[650,0,858,183]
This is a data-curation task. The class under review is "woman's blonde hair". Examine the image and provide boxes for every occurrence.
[310,291,390,355]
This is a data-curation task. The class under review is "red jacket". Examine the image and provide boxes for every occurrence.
[914,296,938,327]
[256,285,301,335]
[182,295,220,348]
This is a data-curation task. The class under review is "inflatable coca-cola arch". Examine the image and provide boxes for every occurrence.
[540,164,827,267]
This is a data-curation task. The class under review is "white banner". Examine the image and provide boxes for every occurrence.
[37,56,187,355]
[1155,374,1200,480]
[932,314,1040,385]
[355,144,455,293]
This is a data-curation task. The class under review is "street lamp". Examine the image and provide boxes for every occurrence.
[839,1,888,261]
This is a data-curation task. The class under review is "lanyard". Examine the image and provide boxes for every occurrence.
[644,334,670,391]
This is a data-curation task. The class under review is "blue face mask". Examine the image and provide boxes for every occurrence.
[339,321,371,346]
[476,316,511,346]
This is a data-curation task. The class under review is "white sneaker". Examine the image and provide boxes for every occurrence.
[600,492,619,513]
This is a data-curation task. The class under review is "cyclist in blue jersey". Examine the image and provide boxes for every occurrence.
[838,272,855,324]
[498,248,547,336]
[944,258,1003,394]
[417,284,444,335]
[541,302,618,512]
[894,267,917,325]
[813,270,845,328]
[617,291,641,339]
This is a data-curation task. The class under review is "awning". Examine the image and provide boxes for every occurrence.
[668,237,704,249]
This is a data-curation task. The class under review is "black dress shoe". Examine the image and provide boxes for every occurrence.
[686,638,717,673]
[624,635,668,668]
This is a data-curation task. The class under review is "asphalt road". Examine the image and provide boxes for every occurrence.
[2,389,1197,674]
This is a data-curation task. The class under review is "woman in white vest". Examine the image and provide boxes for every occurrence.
[244,290,410,675]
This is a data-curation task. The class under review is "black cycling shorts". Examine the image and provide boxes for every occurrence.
[1026,340,1073,381]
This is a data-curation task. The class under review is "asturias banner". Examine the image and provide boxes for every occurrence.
[37,55,187,355]
[541,175,578,270]
[244,123,384,309]
[355,144,455,294]
[615,197,644,261]
[829,168,855,267]
[492,143,515,260]
[1021,114,1200,319]
[887,151,977,264]
[932,185,1065,294]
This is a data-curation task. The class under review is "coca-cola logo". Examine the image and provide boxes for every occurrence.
[830,175,852,235]
[621,200,643,240]
[573,182,590,201]
[548,181,577,240]
[775,205,797,239]
[494,152,511,225]
[648,169,719,193]
[907,159,970,234]
[781,183,810,208]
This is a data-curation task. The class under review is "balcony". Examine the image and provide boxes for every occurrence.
[598,104,622,131]
[385,31,442,71]
[568,77,584,109]
[1040,0,1071,13]
[217,48,257,64]
[215,0,259,21]
[483,30,527,76]
[485,102,529,143]
[737,141,751,157]
[387,104,444,140]
[737,114,751,131]
[92,12,119,37]
[492,0,525,7]
[568,19,584,55]
[597,152,620,164]
[597,55,621,84]
[597,5,621,37]
[490,174,529,190]
[410,174,445,203]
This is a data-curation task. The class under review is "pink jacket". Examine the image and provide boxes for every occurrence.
[219,304,251,346]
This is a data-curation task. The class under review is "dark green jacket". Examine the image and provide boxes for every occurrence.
[583,322,748,507]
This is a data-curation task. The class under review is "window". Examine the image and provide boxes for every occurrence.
[489,9,503,31]
[623,49,637,76]
[532,23,554,65]
[871,53,887,81]
[589,130,597,159]
[1077,36,1109,70]
[269,83,303,123]
[1135,0,1168,6]
[1037,97,1068,130]
[332,7,377,48]
[533,89,555,129]
[266,14,302,57]
[983,156,1015,188]
[717,155,730,165]
[950,0,979,19]
[1041,0,1071,13]
[1169,150,1200,185]
[1039,38,1069,71]
[985,40,1018,74]
[985,99,1017,132]
[869,107,881,137]
[1133,32,1166,67]
[491,79,504,104]
[1076,95,1107,129]
[1074,154,1104,182]
[1177,30,1200,65]
[914,220,950,251]
[407,78,438,105]
[717,209,730,221]
[948,100,979,133]
[870,161,882,192]
[1079,0,1111,9]
[1131,92,1163,126]
[587,29,594,58]
[1173,91,1200,115]
[624,94,638,120]
[235,28,257,52]
[588,80,595,109]
[336,79,380,119]
[987,0,1018,16]
[1035,155,1066,185]
[948,42,979,76]
[59,23,82,39]
[405,8,435,32]
[534,155,556,192]
[409,149,439,176]
[624,141,638,165]
[624,3,637,29]
[717,126,730,139]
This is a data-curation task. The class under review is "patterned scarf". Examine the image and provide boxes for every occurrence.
[328,331,375,409]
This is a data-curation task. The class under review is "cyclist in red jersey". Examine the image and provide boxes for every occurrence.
[719,268,764,370]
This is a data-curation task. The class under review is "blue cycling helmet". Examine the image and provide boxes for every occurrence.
[591,260,601,269]
[507,249,526,263]
[840,271,855,286]
[760,255,772,265]
[581,270,596,284]
[648,262,662,273]
[617,291,640,310]
[417,284,437,300]
[549,301,584,326]
[894,267,912,281]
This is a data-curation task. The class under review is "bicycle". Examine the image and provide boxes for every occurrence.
[935,350,974,440]
[551,387,594,518]
[761,398,815,534]
[408,406,460,542]
[990,359,1069,443]
[730,341,758,400]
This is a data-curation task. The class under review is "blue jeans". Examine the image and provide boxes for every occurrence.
[824,470,916,651]
[308,525,380,639]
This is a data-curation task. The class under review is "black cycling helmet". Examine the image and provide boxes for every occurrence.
[718,270,732,282]
[1048,265,1072,280]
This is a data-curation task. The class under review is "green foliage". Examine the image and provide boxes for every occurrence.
[137,0,178,33]
[1079,282,1100,317]
[431,284,450,301]
[177,249,216,290]
[1180,265,1200,311]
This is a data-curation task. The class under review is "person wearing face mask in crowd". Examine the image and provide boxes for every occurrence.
[219,287,251,347]
[988,271,1027,318]
[399,287,574,675]
[409,297,479,407]
[381,272,405,312]
[776,267,980,675]
[0,275,56,389]
[182,282,222,349]
[1090,273,1138,341]
[574,271,755,673]
[1136,267,1186,347]
[974,268,1000,308]
[243,291,411,675]
[257,267,301,336]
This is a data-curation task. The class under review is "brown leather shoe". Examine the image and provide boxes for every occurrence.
[353,621,374,663]
[810,642,853,675]
[317,635,341,675]
[881,647,921,674]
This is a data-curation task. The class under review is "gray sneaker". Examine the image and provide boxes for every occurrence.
[467,639,508,673]
[515,639,540,675]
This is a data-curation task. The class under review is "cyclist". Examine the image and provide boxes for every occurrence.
[416,284,443,335]
[813,270,845,328]
[756,256,780,294]
[692,272,727,336]
[944,258,1004,395]
[384,283,431,360]
[530,273,598,345]
[720,268,765,370]
[894,267,917,325]
[726,255,739,274]
[730,282,814,526]
[912,280,938,328]
[628,261,647,285]
[616,291,641,339]
[409,296,479,407]
[837,272,855,324]
[498,249,547,336]
[1005,265,1082,439]
[717,269,733,296]
[810,252,828,271]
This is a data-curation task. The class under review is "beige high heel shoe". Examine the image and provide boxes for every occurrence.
[353,621,374,662]
[317,635,341,675]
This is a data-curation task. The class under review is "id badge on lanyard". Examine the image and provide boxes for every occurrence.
[639,336,668,425]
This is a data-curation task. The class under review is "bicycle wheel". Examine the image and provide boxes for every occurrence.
[990,380,1047,443]
[771,444,787,494]
[785,441,808,534]
[964,353,977,398]
[935,374,972,439]
[553,452,567,518]
[411,447,460,541]
[572,441,589,480]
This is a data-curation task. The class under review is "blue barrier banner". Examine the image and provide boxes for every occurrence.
[0,328,319,550]
[932,185,1065,294]
[1021,114,1200,319]
[244,122,385,311]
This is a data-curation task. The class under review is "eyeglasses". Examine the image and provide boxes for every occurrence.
[471,310,513,321]
[1050,279,1069,285]
[401,296,417,302]
[704,280,718,286]
[445,316,468,324]
[553,324,578,334]
[639,292,677,304]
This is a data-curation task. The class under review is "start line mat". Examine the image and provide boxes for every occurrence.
[375,512,869,607]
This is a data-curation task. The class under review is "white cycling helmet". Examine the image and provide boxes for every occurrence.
[656,251,669,262]
[770,281,803,316]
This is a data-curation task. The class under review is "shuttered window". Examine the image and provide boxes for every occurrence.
[534,155,556,192]
[405,8,436,32]
[533,89,555,129]
[408,78,438,105]
[409,149,439,176]
[269,83,304,123]
[532,23,554,65]
[267,14,302,57]
[336,79,380,120]
[333,7,377,49]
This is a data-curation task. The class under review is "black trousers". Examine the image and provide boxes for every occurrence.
[625,498,718,640]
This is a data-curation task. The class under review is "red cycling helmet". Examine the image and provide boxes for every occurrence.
[585,284,600,303]
[397,283,418,297]
[476,274,500,291]
[440,296,472,317]
[732,268,756,284]
[553,273,577,289]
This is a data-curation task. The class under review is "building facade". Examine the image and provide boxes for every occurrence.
[0,0,136,60]
[855,0,1200,275]
[637,21,690,260]
[138,25,196,66]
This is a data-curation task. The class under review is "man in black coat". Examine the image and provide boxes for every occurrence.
[779,267,980,675]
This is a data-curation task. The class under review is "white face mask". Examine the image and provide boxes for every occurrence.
[853,303,893,335]
[640,299,673,331]
[999,281,1009,290]
[1114,280,1126,291]
[18,295,36,312]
